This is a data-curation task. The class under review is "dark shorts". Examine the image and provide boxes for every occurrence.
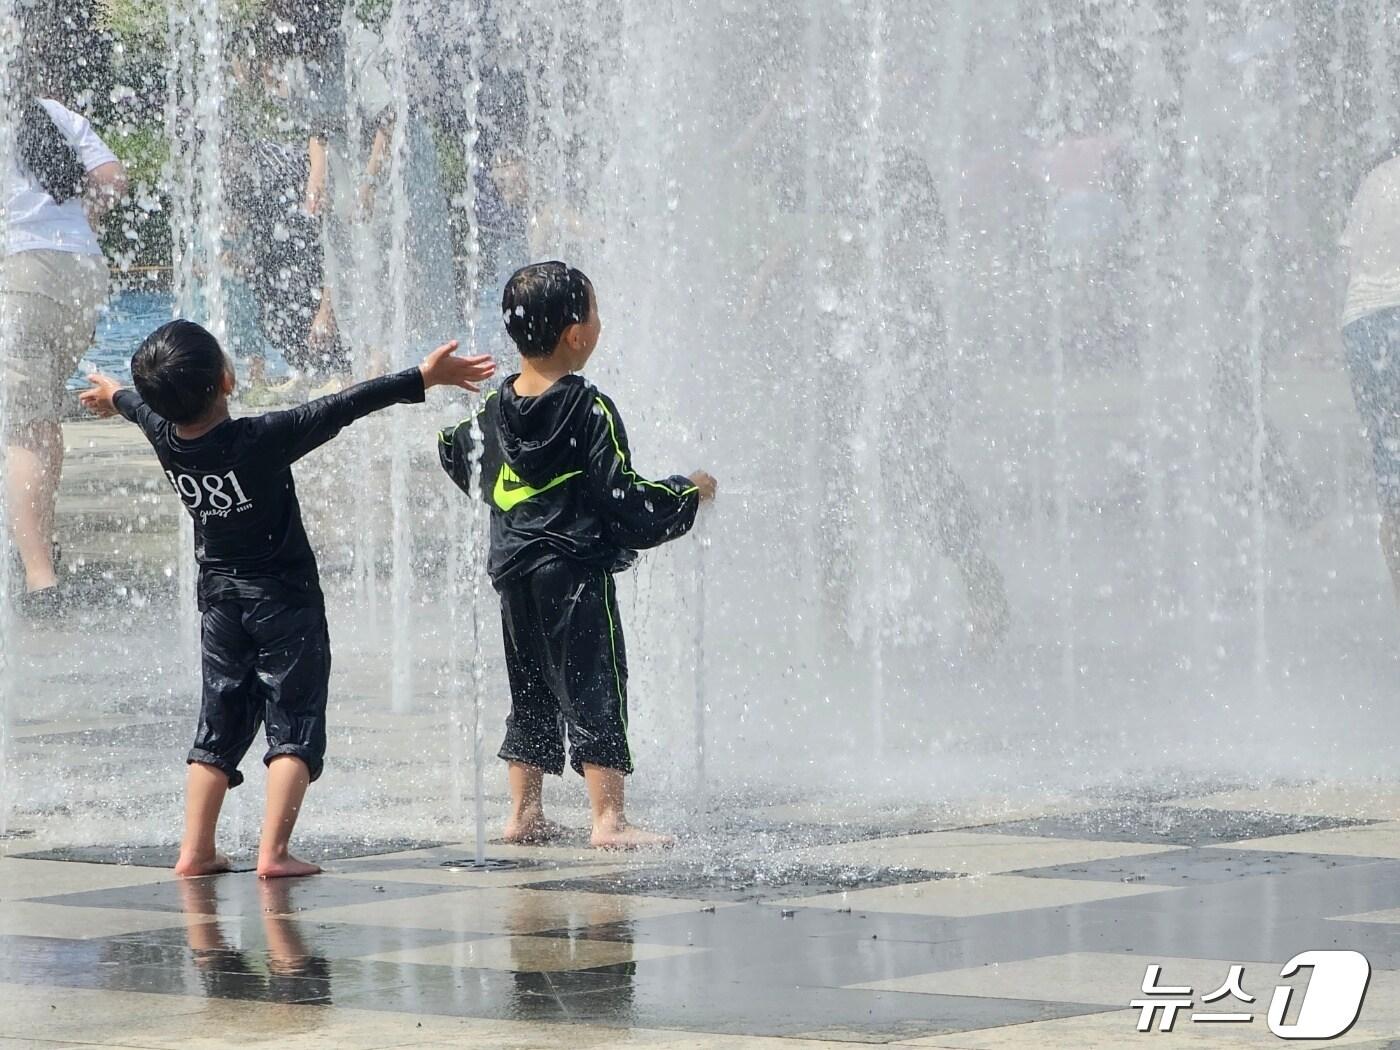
[192,598,331,787]
[498,560,632,776]
[1344,307,1400,516]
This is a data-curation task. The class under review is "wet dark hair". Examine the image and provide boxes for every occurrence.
[502,262,593,358]
[17,99,84,204]
[131,320,229,425]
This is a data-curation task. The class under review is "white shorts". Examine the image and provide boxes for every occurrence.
[0,249,109,428]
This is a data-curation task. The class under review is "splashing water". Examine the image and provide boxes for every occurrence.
[3,2,1400,850]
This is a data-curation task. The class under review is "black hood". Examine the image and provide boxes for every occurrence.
[497,374,593,484]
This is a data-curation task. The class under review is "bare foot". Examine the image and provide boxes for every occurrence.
[174,851,232,877]
[503,812,570,844]
[590,823,675,850]
[257,854,321,879]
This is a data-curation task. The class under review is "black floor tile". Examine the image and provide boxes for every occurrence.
[1073,777,1261,805]
[1010,846,1389,885]
[122,960,340,1005]
[294,964,577,1020]
[29,869,460,914]
[528,861,962,903]
[680,816,951,855]
[329,846,560,875]
[974,805,1375,846]
[105,920,478,964]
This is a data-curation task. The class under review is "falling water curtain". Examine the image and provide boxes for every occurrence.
[163,0,227,685]
[0,0,18,838]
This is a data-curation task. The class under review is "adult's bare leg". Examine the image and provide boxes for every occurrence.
[4,421,62,591]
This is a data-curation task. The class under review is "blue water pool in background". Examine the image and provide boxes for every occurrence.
[75,284,509,394]
[73,286,292,389]
[76,288,172,384]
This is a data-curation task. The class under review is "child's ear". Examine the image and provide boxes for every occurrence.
[222,367,236,396]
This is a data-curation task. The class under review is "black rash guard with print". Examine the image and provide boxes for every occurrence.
[114,369,425,609]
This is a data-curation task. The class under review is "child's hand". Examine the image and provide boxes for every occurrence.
[308,289,337,351]
[79,373,123,418]
[420,340,497,392]
[689,470,718,502]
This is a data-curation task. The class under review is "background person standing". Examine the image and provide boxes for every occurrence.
[2,65,125,611]
[1341,145,1400,603]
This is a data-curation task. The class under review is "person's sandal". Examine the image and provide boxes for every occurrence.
[16,584,65,621]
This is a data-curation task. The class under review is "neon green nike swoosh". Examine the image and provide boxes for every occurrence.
[493,464,582,512]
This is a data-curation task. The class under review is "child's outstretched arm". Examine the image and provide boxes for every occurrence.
[81,373,165,442]
[80,373,123,418]
[584,393,715,550]
[261,340,495,466]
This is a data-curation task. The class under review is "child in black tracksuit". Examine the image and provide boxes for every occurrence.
[439,262,716,848]
[82,320,494,877]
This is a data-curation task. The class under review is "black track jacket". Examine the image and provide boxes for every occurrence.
[438,374,699,587]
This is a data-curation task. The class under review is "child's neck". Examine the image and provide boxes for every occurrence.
[175,400,231,441]
[514,355,573,397]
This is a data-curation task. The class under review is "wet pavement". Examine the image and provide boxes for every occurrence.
[6,783,1400,1047]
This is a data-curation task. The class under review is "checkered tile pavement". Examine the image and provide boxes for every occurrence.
[5,783,1400,1047]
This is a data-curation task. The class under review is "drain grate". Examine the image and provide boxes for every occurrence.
[440,856,524,871]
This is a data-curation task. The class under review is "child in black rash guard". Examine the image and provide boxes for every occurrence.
[82,320,495,878]
[439,262,717,849]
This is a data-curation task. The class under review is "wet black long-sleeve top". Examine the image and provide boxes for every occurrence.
[439,374,699,587]
[115,368,426,608]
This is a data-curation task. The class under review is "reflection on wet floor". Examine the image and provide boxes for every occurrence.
[177,878,334,1005]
